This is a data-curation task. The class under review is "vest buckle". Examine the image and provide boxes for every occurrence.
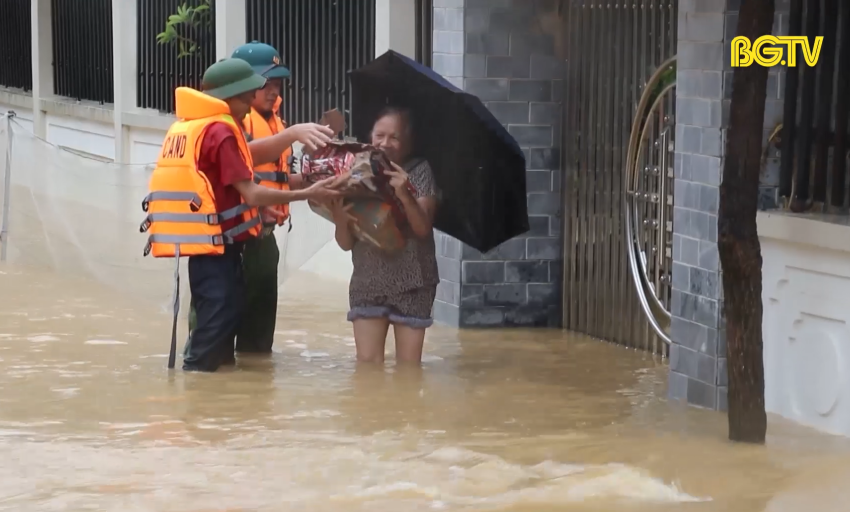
[206,213,220,225]
[139,218,152,233]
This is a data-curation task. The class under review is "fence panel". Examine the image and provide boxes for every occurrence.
[416,0,433,67]
[246,0,376,133]
[51,0,114,103]
[0,0,33,91]
[779,0,849,212]
[136,0,217,113]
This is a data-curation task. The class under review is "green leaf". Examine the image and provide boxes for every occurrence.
[167,14,183,24]
[194,4,209,12]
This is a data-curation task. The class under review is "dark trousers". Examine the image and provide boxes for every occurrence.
[235,233,280,353]
[186,233,279,360]
[183,244,244,372]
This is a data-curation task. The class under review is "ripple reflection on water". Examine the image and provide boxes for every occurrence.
[0,268,849,511]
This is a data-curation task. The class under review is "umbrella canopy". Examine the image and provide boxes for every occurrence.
[348,50,530,253]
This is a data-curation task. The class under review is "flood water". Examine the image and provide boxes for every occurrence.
[2,266,850,512]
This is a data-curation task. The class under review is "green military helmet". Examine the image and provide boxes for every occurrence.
[202,58,267,100]
[232,40,291,79]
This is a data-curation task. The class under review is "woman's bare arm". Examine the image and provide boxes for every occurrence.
[331,202,356,251]
[334,221,355,251]
[398,193,436,238]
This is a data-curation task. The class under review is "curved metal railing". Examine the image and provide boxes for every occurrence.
[624,56,677,346]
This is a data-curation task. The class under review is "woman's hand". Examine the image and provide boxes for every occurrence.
[327,197,352,224]
[383,162,414,199]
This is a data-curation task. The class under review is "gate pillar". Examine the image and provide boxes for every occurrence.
[668,0,789,411]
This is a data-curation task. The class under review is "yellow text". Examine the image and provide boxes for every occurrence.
[730,36,823,67]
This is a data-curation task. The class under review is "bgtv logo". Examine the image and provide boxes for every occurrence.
[731,36,823,67]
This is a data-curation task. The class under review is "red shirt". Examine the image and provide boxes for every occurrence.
[196,122,254,241]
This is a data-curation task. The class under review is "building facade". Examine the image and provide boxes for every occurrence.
[3,0,850,437]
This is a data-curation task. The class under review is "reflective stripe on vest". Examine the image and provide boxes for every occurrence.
[140,202,261,256]
[141,87,262,259]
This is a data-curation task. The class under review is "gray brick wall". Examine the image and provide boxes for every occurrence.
[431,0,563,328]
[431,0,467,326]
[669,0,790,411]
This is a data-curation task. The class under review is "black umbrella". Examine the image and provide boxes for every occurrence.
[348,50,529,253]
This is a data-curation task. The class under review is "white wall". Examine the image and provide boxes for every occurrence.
[759,211,850,437]
[0,0,418,283]
[0,94,353,282]
[375,0,417,58]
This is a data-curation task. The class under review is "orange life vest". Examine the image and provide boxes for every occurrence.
[244,97,292,225]
[140,87,262,258]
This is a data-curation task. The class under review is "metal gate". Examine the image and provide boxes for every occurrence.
[561,0,678,355]
[246,0,377,133]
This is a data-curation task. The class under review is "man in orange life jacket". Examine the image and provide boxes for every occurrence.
[229,41,299,354]
[145,58,339,372]
[185,42,336,359]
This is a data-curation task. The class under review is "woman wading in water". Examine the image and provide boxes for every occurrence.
[326,106,439,364]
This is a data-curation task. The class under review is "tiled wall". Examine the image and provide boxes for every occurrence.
[668,0,790,410]
[430,0,563,328]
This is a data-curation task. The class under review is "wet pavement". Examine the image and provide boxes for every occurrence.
[1,265,850,512]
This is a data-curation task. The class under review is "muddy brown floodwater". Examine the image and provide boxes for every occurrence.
[2,265,850,512]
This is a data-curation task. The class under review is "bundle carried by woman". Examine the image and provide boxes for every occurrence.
[297,141,416,252]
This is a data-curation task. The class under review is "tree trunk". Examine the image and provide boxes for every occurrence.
[718,0,775,444]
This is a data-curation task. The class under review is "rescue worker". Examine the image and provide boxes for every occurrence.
[185,42,337,359]
[230,41,297,354]
[143,58,340,372]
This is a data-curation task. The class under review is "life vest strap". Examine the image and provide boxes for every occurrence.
[139,203,252,233]
[253,171,289,184]
[144,234,226,257]
[223,215,262,239]
[218,203,252,220]
[141,215,262,256]
[139,212,217,233]
[167,246,181,369]
[142,191,203,213]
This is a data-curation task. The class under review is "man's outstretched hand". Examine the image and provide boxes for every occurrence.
[303,178,343,201]
[289,123,335,152]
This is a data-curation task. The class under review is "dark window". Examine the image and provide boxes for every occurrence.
[0,0,33,91]
[415,0,433,67]
[246,0,376,133]
[136,0,217,113]
[51,0,114,103]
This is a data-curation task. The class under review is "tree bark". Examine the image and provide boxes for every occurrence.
[718,0,775,444]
